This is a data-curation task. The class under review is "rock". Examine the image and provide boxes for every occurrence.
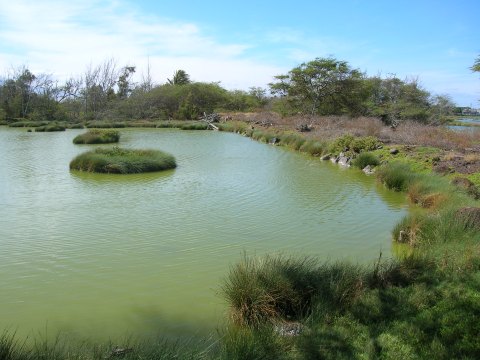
[108,347,133,358]
[456,207,480,230]
[297,123,313,132]
[274,321,305,336]
[268,137,279,145]
[362,165,375,175]
[320,154,331,161]
[390,148,399,155]
[337,152,351,167]
[331,156,339,164]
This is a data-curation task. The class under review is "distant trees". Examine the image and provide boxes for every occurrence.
[0,56,460,124]
[269,57,365,116]
[269,56,443,124]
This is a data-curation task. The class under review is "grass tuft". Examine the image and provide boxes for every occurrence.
[70,147,176,174]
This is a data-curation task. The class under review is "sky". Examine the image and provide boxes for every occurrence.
[0,0,478,106]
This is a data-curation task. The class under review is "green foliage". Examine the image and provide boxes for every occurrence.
[329,134,382,155]
[73,129,120,144]
[219,327,288,360]
[69,147,176,174]
[269,57,366,116]
[352,152,380,169]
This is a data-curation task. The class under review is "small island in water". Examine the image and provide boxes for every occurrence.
[69,147,176,174]
[73,129,120,144]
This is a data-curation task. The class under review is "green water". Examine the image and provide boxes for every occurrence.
[0,127,406,341]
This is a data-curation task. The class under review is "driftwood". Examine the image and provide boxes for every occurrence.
[200,112,220,130]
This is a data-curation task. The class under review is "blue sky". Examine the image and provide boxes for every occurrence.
[0,0,478,105]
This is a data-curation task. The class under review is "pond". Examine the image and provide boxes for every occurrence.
[0,127,407,341]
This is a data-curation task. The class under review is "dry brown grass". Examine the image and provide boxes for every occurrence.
[222,113,480,150]
[382,121,480,150]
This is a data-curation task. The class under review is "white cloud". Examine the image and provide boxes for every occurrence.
[0,0,281,89]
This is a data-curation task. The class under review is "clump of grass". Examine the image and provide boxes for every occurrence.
[222,254,374,327]
[299,140,327,156]
[70,147,176,174]
[179,122,209,130]
[34,124,66,132]
[376,162,416,191]
[352,152,380,169]
[86,121,126,128]
[73,129,120,144]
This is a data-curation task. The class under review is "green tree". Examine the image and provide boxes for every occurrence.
[167,70,191,85]
[471,55,480,72]
[269,57,365,116]
[117,66,136,99]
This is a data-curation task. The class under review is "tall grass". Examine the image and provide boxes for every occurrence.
[376,162,416,191]
[70,147,176,174]
[73,129,120,144]
[352,152,380,169]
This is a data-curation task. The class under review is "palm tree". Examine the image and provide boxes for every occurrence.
[167,70,191,85]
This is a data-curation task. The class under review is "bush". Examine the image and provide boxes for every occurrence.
[69,147,176,174]
[352,152,380,169]
[73,129,120,144]
[329,134,382,155]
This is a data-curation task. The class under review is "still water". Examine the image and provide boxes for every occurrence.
[0,127,406,340]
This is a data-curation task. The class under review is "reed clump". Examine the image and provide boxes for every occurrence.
[69,147,176,174]
[73,129,120,144]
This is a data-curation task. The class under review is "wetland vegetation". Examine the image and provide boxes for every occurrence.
[69,147,176,174]
[73,129,120,144]
[1,54,479,358]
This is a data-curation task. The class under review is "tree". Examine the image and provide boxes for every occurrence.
[167,70,191,85]
[471,55,480,73]
[269,57,364,116]
[117,66,136,99]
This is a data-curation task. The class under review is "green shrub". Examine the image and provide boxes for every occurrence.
[329,134,382,155]
[73,129,120,144]
[70,147,176,174]
[352,152,380,169]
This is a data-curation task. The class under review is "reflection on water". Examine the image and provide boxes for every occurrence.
[0,127,407,340]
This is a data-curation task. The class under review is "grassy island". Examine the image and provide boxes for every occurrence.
[73,129,120,144]
[34,124,66,132]
[69,147,176,174]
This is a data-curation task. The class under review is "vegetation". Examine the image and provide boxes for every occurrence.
[73,129,120,144]
[352,152,380,169]
[0,56,459,125]
[69,147,176,174]
[34,124,66,132]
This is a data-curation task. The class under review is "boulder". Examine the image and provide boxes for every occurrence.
[268,137,279,145]
[337,152,351,167]
[362,165,375,175]
[320,153,331,161]
[390,148,399,155]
